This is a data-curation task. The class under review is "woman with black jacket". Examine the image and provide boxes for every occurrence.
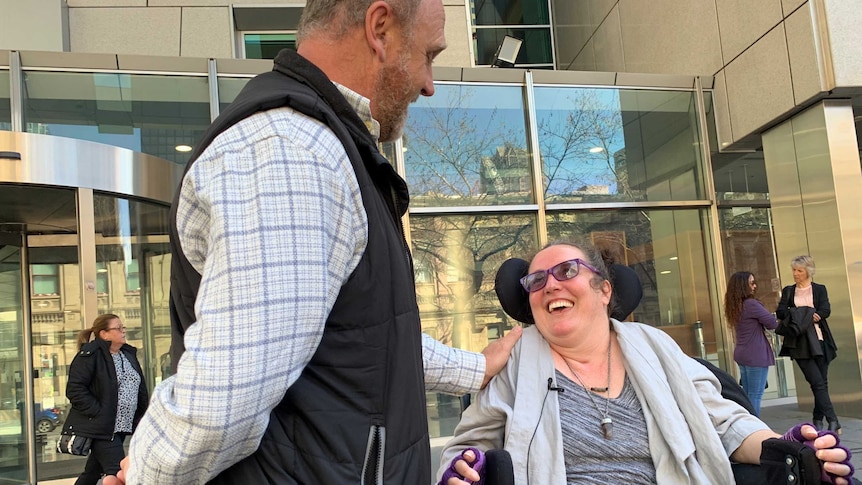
[63,314,148,485]
[776,255,839,434]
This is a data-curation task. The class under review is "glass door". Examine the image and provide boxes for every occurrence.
[0,184,85,483]
[0,231,29,484]
[93,194,172,388]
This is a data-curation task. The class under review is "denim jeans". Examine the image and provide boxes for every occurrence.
[738,365,769,417]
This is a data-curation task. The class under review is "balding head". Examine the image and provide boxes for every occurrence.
[297,0,423,42]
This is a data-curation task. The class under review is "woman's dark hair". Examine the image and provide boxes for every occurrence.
[723,272,753,330]
[76,313,120,350]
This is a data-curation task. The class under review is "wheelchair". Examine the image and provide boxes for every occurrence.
[475,258,847,485]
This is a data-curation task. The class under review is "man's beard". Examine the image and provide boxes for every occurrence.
[375,51,416,143]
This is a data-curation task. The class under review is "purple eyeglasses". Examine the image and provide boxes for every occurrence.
[520,258,602,293]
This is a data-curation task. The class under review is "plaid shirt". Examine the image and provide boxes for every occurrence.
[125,84,485,484]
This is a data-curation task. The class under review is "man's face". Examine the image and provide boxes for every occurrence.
[374,0,446,142]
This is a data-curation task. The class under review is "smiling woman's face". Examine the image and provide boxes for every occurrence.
[527,245,611,345]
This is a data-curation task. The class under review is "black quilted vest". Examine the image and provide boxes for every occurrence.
[167,49,429,484]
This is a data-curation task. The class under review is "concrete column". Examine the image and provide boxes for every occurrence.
[762,99,862,417]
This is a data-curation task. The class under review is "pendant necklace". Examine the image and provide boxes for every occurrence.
[562,335,613,439]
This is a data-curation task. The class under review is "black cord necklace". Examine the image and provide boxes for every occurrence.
[561,335,613,439]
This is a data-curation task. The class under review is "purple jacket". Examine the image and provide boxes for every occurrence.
[733,298,779,367]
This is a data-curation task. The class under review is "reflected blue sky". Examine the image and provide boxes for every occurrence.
[405,84,528,199]
[534,87,626,196]
[404,83,628,197]
[404,83,702,202]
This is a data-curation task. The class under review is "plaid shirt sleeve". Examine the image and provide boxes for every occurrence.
[423,334,485,394]
[125,107,368,484]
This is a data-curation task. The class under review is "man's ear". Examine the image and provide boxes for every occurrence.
[365,0,397,62]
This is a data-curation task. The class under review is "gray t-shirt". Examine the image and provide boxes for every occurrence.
[557,371,656,484]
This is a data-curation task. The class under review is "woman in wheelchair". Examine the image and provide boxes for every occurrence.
[438,240,854,485]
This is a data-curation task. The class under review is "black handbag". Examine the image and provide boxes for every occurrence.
[57,432,93,456]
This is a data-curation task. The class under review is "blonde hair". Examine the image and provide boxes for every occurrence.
[76,313,120,350]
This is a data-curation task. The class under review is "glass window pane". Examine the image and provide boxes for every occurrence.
[535,87,705,203]
[0,69,10,130]
[12,185,85,480]
[0,243,27,481]
[218,77,252,113]
[473,0,550,26]
[410,213,537,438]
[404,84,533,207]
[31,264,59,295]
[474,28,553,66]
[718,207,780,310]
[125,259,140,293]
[96,262,109,294]
[712,151,769,201]
[546,209,717,357]
[93,194,172,387]
[22,71,211,165]
[244,33,297,60]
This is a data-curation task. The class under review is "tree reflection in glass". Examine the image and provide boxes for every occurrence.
[410,214,536,353]
[404,84,532,207]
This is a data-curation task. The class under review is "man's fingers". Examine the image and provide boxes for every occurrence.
[498,325,522,348]
[481,326,522,388]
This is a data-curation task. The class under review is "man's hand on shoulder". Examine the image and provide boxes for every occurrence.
[480,325,522,389]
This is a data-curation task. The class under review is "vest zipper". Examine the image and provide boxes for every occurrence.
[361,424,385,485]
[388,185,413,272]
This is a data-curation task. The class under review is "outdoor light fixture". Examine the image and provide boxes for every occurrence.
[175,144,193,153]
[491,35,523,68]
[589,147,605,153]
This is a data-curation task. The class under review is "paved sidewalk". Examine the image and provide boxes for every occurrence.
[46,399,861,485]
[760,397,862,473]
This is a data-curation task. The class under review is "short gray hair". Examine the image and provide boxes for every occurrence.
[297,0,423,42]
[791,254,816,279]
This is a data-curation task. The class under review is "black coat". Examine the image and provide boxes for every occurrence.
[64,338,149,440]
[776,283,837,362]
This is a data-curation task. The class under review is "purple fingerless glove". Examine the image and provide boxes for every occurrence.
[781,423,854,484]
[438,447,486,485]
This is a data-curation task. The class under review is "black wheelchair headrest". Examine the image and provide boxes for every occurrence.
[494,258,643,325]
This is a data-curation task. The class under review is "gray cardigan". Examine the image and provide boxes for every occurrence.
[437,320,769,484]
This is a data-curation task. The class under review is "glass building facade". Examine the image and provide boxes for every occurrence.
[470,0,554,68]
[1,52,786,482]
